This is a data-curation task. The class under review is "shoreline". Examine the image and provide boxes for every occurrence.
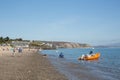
[42,48,120,80]
[0,49,68,80]
[48,56,102,80]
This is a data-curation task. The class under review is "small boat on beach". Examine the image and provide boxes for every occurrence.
[78,53,100,60]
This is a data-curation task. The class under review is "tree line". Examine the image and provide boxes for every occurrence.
[0,36,23,44]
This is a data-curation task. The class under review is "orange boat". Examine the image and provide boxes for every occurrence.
[78,53,100,60]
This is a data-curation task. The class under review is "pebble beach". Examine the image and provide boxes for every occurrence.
[0,48,68,80]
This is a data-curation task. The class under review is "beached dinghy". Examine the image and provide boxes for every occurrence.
[78,53,100,60]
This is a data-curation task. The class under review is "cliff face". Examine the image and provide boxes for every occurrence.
[32,41,91,49]
[53,42,91,48]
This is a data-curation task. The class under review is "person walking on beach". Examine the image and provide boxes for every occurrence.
[18,47,23,56]
[11,47,15,56]
[18,47,22,53]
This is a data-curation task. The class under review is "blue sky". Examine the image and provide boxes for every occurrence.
[0,0,120,45]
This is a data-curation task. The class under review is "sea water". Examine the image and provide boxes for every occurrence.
[41,48,120,80]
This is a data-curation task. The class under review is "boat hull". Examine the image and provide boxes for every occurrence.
[78,53,100,60]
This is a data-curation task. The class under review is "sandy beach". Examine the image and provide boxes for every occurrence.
[0,48,68,80]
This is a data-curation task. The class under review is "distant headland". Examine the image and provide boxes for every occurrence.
[0,36,91,49]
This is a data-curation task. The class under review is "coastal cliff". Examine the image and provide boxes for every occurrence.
[8,40,91,49]
[53,42,91,48]
[39,41,91,49]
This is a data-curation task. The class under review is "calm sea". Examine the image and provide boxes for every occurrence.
[41,48,120,80]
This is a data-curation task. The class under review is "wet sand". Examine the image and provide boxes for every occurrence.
[0,49,68,80]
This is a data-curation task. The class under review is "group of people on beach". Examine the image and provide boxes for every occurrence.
[11,47,23,56]
[0,46,24,56]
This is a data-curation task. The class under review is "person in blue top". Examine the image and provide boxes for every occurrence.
[89,51,93,54]
[59,52,64,58]
[18,48,22,53]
